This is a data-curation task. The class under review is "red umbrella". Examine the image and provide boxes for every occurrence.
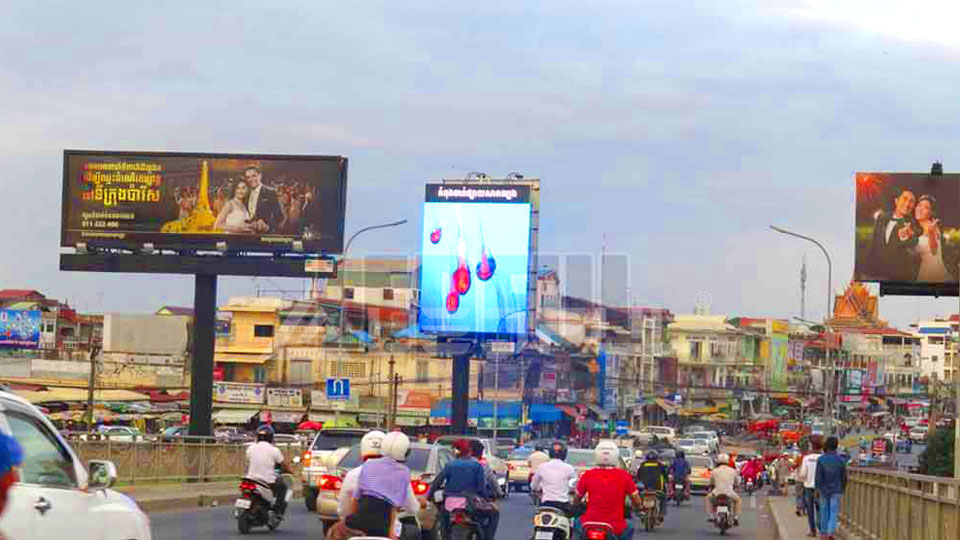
[297,420,324,431]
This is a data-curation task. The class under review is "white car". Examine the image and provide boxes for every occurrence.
[676,438,711,455]
[640,426,676,445]
[691,432,719,453]
[0,391,151,540]
[909,427,928,444]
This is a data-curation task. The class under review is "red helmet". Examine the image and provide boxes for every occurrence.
[452,439,473,457]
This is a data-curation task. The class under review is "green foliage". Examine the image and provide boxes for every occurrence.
[918,428,955,477]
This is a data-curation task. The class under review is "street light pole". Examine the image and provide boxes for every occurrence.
[773,226,835,420]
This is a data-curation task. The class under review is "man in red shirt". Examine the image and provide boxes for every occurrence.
[575,441,643,540]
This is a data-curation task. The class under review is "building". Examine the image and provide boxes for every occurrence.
[909,316,959,382]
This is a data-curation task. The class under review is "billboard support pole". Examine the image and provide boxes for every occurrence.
[189,273,217,437]
[451,343,474,435]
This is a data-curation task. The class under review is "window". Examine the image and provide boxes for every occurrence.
[6,409,77,487]
[289,360,312,384]
[344,287,355,300]
[331,361,366,378]
[690,341,702,361]
[254,367,266,383]
[383,288,395,301]
[254,324,275,338]
[416,359,429,382]
[932,355,939,363]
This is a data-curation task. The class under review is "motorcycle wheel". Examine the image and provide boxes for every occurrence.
[676,495,682,507]
[645,514,655,532]
[304,488,318,512]
[237,514,252,535]
[450,525,470,540]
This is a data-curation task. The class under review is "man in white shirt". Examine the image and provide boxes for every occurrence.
[707,454,741,525]
[530,441,578,515]
[337,431,419,537]
[245,425,292,515]
[798,437,823,538]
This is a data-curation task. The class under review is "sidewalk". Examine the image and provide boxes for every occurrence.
[116,481,302,513]
[768,494,812,540]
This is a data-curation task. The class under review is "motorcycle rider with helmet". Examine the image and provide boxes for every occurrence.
[574,441,644,540]
[428,439,493,540]
[344,431,416,538]
[668,450,692,501]
[337,430,420,537]
[244,425,293,517]
[530,440,578,515]
[707,453,741,526]
[635,449,669,520]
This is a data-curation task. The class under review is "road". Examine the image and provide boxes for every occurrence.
[151,490,777,540]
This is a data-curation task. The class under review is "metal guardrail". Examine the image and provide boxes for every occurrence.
[840,467,960,540]
[70,436,303,484]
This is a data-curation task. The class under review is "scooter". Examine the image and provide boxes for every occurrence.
[234,473,293,534]
[431,489,482,540]
[743,477,756,495]
[636,491,661,532]
[581,522,617,540]
[669,479,687,506]
[712,494,735,535]
[532,506,573,540]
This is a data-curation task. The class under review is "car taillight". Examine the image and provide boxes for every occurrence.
[302,451,311,468]
[412,480,429,495]
[507,463,514,471]
[452,512,467,525]
[586,529,607,540]
[318,474,342,491]
[240,481,257,491]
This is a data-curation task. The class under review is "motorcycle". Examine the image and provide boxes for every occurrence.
[234,474,293,534]
[581,522,617,540]
[743,477,756,495]
[636,491,660,532]
[431,489,482,540]
[712,494,735,536]
[669,479,687,506]
[532,506,573,540]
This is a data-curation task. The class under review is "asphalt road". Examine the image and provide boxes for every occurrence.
[151,490,777,540]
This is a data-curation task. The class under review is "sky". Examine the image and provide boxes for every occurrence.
[1,0,959,329]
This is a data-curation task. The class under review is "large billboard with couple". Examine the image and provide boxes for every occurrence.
[61,150,348,254]
[854,172,960,285]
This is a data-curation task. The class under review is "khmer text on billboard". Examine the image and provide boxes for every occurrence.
[0,310,41,348]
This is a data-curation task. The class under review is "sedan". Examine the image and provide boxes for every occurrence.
[687,455,716,494]
[677,438,711,456]
[316,442,454,538]
[909,427,928,444]
[506,446,535,490]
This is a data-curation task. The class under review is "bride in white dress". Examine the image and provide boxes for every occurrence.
[914,195,949,282]
[214,181,253,233]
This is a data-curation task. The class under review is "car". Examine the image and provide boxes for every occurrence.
[98,426,146,443]
[619,446,634,469]
[434,435,509,494]
[505,446,535,490]
[637,426,676,445]
[300,428,370,512]
[0,390,152,540]
[690,432,718,453]
[778,422,804,445]
[687,454,716,493]
[315,442,453,537]
[160,425,188,442]
[214,426,250,444]
[909,427,928,444]
[678,438,711,456]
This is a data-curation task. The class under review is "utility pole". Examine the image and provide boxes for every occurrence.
[85,344,101,432]
[519,354,526,444]
[800,255,807,322]
[493,352,499,441]
[387,354,396,430]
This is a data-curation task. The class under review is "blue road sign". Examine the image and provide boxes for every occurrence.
[616,420,629,436]
[326,378,350,401]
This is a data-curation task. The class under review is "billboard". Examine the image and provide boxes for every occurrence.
[61,150,347,254]
[854,172,960,285]
[0,310,41,348]
[418,183,532,335]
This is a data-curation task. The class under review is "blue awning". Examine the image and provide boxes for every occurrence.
[429,400,521,419]
[529,404,561,422]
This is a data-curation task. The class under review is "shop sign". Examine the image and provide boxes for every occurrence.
[267,388,303,408]
[214,382,264,404]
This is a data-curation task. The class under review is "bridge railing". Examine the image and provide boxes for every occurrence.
[841,467,960,540]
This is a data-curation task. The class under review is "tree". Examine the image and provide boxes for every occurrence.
[918,428,955,477]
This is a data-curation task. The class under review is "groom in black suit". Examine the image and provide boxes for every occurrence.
[243,165,283,233]
[866,188,922,281]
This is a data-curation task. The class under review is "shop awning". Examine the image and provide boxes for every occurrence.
[214,354,270,364]
[16,389,151,403]
[262,411,303,423]
[529,404,561,422]
[311,413,359,427]
[212,409,259,424]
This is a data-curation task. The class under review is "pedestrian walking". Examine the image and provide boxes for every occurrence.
[815,436,847,540]
[798,436,823,537]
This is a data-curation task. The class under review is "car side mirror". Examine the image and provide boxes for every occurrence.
[88,460,118,489]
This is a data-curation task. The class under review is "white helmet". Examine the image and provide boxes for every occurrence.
[717,453,730,465]
[594,440,620,467]
[382,431,411,462]
[361,430,386,459]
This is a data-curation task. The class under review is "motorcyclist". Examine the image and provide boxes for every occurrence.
[470,440,502,540]
[337,431,419,538]
[530,440,577,515]
[344,431,416,538]
[428,439,493,540]
[574,441,643,540]
[635,449,669,520]
[706,453,741,526]
[244,425,292,517]
[668,450,691,500]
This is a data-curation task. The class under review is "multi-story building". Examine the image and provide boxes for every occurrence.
[910,316,959,382]
[666,313,763,392]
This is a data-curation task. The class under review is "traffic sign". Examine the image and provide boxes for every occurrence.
[616,420,629,436]
[326,378,350,401]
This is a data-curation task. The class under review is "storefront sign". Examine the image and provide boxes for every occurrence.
[267,411,303,423]
[267,387,303,408]
[214,382,264,404]
[310,389,358,409]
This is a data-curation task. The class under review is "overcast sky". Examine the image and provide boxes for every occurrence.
[2,1,959,328]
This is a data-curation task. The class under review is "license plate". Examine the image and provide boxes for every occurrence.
[675,484,683,490]
[235,498,252,509]
[716,506,728,514]
[536,531,554,540]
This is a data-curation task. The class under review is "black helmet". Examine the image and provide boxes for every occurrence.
[549,440,568,461]
[676,450,685,459]
[256,424,275,444]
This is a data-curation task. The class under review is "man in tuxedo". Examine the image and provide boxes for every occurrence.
[243,165,283,233]
[866,188,922,281]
